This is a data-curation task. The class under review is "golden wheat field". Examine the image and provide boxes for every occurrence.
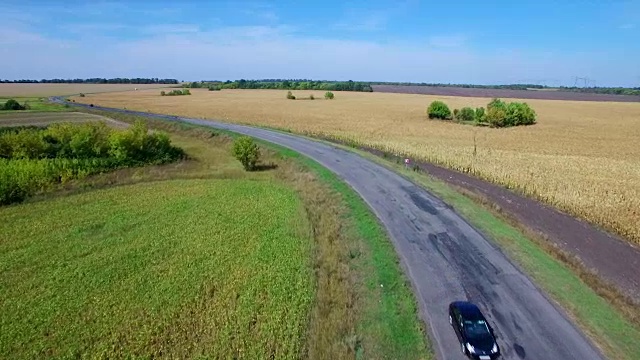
[0,83,173,97]
[72,88,640,245]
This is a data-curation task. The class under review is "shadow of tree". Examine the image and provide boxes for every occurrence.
[253,163,278,172]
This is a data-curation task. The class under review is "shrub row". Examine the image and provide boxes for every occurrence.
[484,98,536,127]
[160,89,191,96]
[0,121,185,204]
[286,91,334,100]
[427,98,536,127]
[0,157,118,204]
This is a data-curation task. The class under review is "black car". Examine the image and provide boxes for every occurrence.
[449,301,501,359]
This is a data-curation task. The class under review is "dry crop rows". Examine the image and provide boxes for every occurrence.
[0,83,172,97]
[73,89,640,245]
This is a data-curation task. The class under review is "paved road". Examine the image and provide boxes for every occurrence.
[55,98,605,360]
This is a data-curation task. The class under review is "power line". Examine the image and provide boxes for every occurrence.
[573,76,596,88]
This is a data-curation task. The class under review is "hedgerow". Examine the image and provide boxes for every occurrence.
[428,98,536,127]
[0,121,185,204]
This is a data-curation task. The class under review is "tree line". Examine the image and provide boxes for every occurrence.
[371,82,545,90]
[186,79,374,92]
[0,78,179,84]
[372,81,640,96]
[556,87,640,96]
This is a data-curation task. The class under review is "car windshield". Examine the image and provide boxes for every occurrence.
[463,319,492,340]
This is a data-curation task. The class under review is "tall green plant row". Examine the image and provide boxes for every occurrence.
[0,121,185,205]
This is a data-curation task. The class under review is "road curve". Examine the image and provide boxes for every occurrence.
[55,98,605,360]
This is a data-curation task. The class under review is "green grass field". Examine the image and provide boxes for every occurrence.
[0,179,313,359]
[0,112,128,129]
[0,97,67,112]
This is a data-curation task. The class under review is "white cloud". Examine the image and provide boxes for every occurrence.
[0,21,636,86]
[619,23,636,29]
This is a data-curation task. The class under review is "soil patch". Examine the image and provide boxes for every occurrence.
[372,85,640,102]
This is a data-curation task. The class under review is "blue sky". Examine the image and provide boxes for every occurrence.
[2,0,639,86]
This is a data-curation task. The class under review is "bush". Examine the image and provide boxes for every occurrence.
[232,136,260,171]
[3,99,26,111]
[475,107,486,122]
[286,91,296,100]
[164,89,191,96]
[485,98,536,127]
[505,102,536,126]
[79,93,85,97]
[427,101,452,120]
[0,129,48,159]
[309,94,315,100]
[487,98,507,111]
[453,109,459,118]
[67,122,111,159]
[457,107,475,122]
[324,91,334,100]
[486,106,507,127]
[160,91,166,96]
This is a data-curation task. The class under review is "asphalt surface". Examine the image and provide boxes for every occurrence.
[54,98,605,360]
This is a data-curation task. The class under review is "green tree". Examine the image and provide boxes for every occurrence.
[324,91,334,100]
[485,98,536,127]
[232,136,260,171]
[487,98,507,112]
[486,106,507,127]
[427,101,452,120]
[3,99,26,111]
[458,107,476,122]
[505,102,536,126]
[475,107,486,123]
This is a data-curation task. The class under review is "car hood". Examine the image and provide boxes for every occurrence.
[468,336,495,353]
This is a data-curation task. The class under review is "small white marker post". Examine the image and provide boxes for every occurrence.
[404,158,410,169]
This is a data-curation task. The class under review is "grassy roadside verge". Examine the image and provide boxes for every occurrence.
[75,109,432,359]
[261,143,433,360]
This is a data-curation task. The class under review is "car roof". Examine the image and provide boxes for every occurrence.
[451,301,486,321]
